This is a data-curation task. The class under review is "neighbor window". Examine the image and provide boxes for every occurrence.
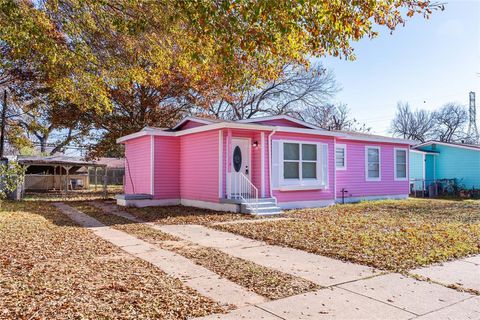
[366,147,381,181]
[395,149,407,180]
[335,144,346,170]
[283,143,317,180]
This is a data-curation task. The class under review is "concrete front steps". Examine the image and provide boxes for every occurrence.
[240,198,284,216]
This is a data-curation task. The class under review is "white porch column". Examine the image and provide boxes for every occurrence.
[261,132,265,198]
[226,129,232,199]
[218,130,223,198]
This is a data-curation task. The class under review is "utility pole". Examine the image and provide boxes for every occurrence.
[0,89,7,159]
[467,91,479,144]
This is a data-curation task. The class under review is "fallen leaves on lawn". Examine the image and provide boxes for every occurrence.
[0,201,226,319]
[75,202,319,300]
[125,205,254,225]
[214,199,480,271]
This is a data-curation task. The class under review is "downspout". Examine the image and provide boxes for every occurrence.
[268,128,278,203]
[333,137,337,203]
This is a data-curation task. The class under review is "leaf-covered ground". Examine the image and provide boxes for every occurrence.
[74,203,318,300]
[125,205,256,225]
[23,185,123,202]
[214,199,480,271]
[0,201,226,319]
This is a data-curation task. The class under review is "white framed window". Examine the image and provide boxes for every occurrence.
[365,146,381,181]
[271,140,328,191]
[283,142,317,180]
[335,144,347,170]
[394,148,408,181]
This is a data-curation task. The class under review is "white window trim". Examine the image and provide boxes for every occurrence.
[365,146,381,182]
[279,140,326,189]
[335,144,347,171]
[394,148,408,181]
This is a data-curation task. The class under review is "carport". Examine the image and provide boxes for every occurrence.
[17,155,108,196]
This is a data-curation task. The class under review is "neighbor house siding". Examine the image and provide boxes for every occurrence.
[336,140,409,199]
[153,136,180,199]
[419,144,480,189]
[124,136,151,194]
[180,130,219,202]
[271,132,335,203]
[409,151,425,191]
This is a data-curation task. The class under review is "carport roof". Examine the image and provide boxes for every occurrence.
[17,155,107,167]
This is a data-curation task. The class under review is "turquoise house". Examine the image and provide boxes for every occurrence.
[409,141,480,192]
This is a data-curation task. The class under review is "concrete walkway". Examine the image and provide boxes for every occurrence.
[54,203,267,307]
[157,224,378,287]
[411,255,480,293]
[90,202,480,319]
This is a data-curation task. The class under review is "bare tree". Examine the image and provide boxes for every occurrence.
[303,103,371,132]
[202,63,339,120]
[431,103,468,142]
[390,102,433,142]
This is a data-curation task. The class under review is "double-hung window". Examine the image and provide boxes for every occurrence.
[366,146,381,181]
[283,143,317,180]
[271,140,328,190]
[335,144,347,170]
[394,148,408,180]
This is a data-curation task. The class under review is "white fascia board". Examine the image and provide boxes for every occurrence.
[414,141,480,152]
[118,121,416,146]
[275,126,345,137]
[338,135,417,145]
[238,115,322,130]
[117,122,275,143]
[117,129,175,143]
[410,149,439,156]
[172,116,214,130]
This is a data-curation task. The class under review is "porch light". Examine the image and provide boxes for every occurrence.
[253,140,259,148]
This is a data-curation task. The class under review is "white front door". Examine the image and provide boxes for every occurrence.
[231,138,251,178]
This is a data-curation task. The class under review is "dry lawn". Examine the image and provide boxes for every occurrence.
[0,201,226,319]
[214,199,480,271]
[74,203,319,299]
[125,205,254,225]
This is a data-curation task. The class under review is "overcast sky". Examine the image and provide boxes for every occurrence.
[317,0,480,135]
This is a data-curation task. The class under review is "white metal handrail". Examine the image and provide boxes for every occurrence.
[228,172,258,213]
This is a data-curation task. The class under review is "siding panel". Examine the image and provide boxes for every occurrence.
[180,131,219,202]
[124,136,151,194]
[336,140,410,198]
[153,136,180,199]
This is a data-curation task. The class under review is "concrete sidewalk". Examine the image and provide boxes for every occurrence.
[90,202,480,319]
[156,224,478,319]
[54,203,267,307]
[157,224,378,287]
[411,255,480,294]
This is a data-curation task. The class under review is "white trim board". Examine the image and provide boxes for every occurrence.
[180,199,239,213]
[117,198,181,207]
[117,198,239,213]
[260,132,265,198]
[414,141,480,152]
[150,135,154,195]
[172,116,214,130]
[336,194,408,204]
[218,130,223,198]
[117,121,416,145]
[277,199,335,209]
[237,114,322,130]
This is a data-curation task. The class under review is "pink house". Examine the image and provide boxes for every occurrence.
[117,115,414,215]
